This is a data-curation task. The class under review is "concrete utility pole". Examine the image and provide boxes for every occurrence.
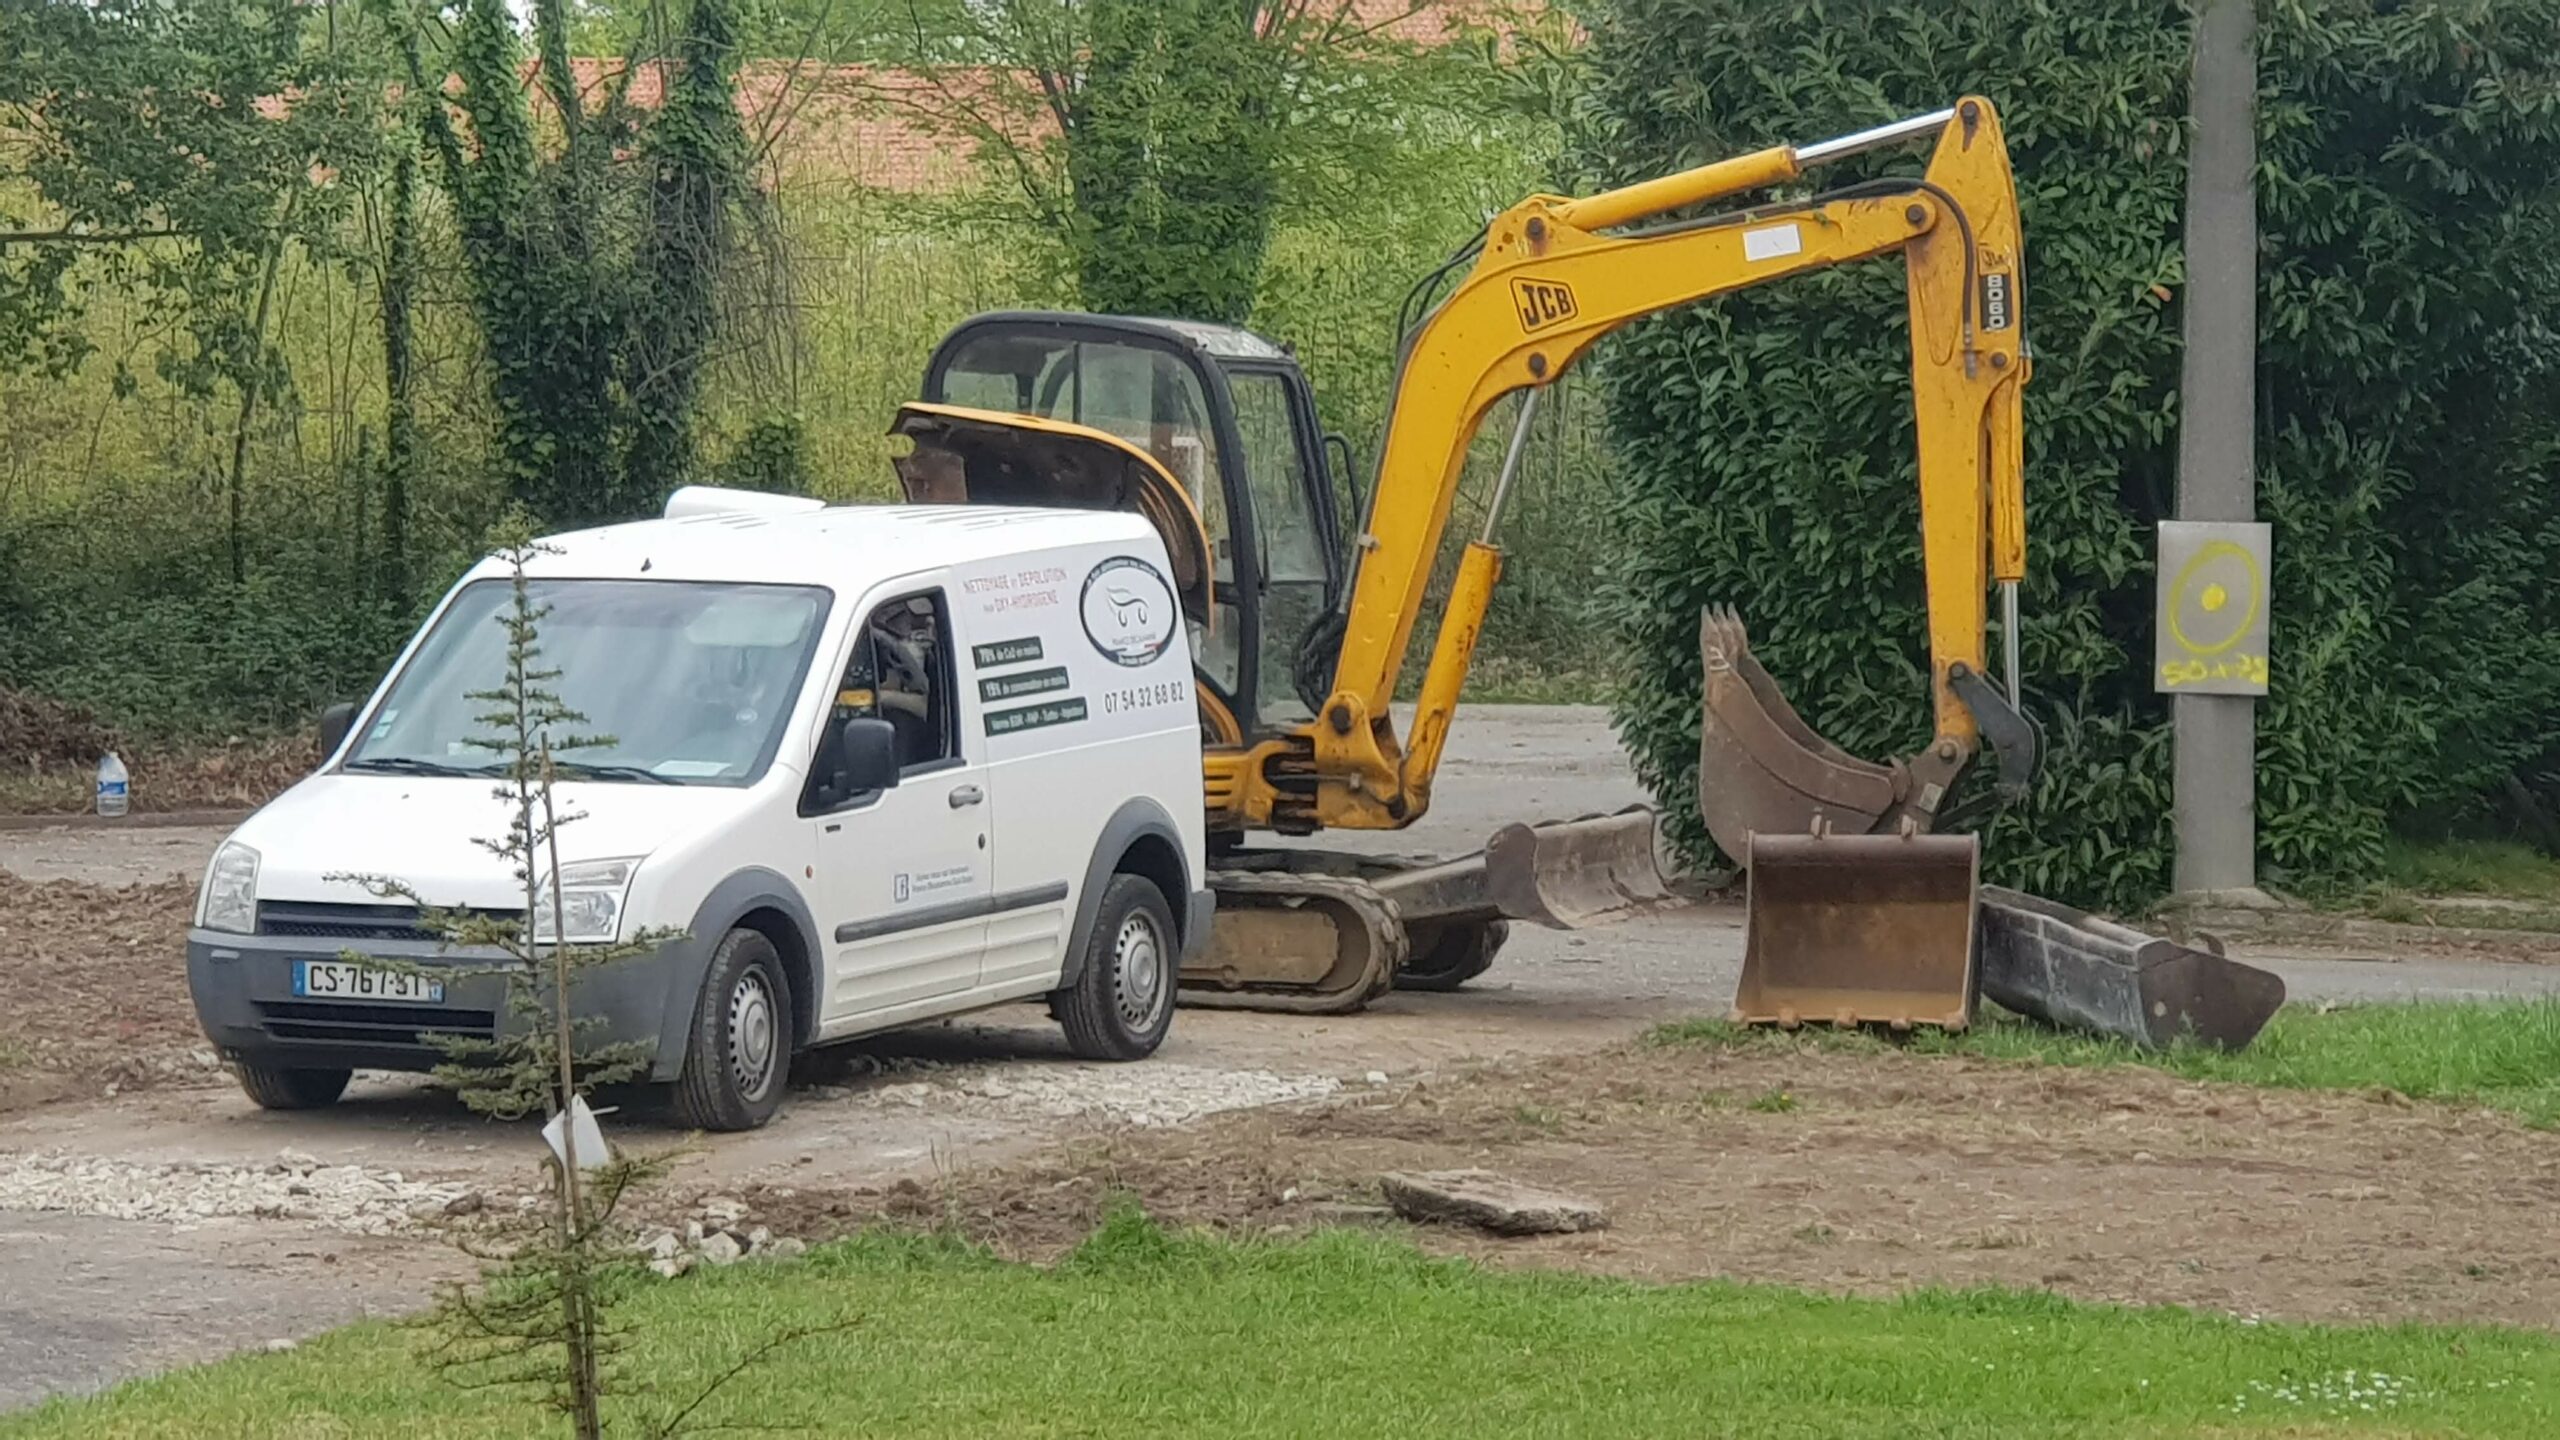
[2171,0,2262,900]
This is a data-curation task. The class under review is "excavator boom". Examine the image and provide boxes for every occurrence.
[1310,98,2034,842]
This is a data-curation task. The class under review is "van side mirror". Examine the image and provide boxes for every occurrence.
[318,702,356,762]
[838,716,901,795]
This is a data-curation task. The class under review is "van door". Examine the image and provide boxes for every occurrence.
[805,584,993,1026]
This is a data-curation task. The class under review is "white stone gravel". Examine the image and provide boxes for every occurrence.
[0,1149,470,1235]
[867,1060,1341,1128]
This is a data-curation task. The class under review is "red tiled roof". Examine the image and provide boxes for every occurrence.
[520,0,1544,194]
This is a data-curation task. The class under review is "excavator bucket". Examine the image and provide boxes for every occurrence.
[1730,828,1981,1030]
[1977,886,2286,1051]
[1479,807,1674,928]
[1696,606,1905,865]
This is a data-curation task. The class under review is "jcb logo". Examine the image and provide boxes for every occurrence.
[1512,278,1579,333]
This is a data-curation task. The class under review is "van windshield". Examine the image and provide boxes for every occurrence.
[345,579,832,787]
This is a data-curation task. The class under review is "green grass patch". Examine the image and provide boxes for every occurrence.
[1451,656,1615,706]
[2309,838,2560,931]
[2381,838,2560,901]
[8,1213,2557,1438]
[1653,998,2560,1126]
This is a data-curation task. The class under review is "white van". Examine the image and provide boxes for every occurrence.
[186,493,1209,1130]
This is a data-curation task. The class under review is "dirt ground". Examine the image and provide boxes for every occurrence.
[9,705,2560,1410]
[0,875,213,1113]
[738,1038,2560,1333]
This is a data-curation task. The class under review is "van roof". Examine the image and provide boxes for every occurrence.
[488,503,1160,589]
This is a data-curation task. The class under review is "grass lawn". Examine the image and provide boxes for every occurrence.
[8,1215,2556,1439]
[2379,838,2560,901]
[1654,997,2560,1126]
[2310,838,2560,929]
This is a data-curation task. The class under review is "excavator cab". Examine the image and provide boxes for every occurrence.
[920,312,1352,749]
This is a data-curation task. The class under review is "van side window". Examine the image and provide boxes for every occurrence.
[854,592,958,770]
[805,591,960,812]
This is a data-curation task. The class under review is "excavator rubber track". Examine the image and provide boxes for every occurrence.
[1182,869,1407,1015]
[1181,808,1671,1014]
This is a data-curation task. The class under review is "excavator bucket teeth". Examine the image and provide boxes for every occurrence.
[1730,829,1980,1031]
[1697,605,1902,868]
[1480,807,1673,929]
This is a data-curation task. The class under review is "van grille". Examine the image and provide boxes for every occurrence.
[254,1000,499,1049]
[256,900,521,943]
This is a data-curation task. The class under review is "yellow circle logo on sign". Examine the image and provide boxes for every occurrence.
[2167,540,2263,658]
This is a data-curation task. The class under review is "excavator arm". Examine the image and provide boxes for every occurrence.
[1303,98,2035,847]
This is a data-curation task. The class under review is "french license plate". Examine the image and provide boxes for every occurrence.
[293,960,444,1004]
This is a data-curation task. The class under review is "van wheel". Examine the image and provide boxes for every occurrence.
[672,928,794,1132]
[235,1062,351,1110]
[1054,874,1177,1061]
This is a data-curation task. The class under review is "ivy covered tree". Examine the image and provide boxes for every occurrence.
[413,0,758,525]
[873,0,1467,324]
[1585,0,2560,909]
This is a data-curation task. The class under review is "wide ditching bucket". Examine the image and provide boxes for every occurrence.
[1729,828,1981,1030]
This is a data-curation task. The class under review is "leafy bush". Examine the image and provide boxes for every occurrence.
[1588,0,2560,909]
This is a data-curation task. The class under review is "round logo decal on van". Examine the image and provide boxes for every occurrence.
[1080,555,1178,668]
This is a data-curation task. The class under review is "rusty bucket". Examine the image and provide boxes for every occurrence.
[1729,827,1981,1031]
[1697,606,1906,868]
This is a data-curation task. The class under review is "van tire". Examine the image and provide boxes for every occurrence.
[235,1062,351,1110]
[671,928,793,1132]
[1053,874,1177,1061]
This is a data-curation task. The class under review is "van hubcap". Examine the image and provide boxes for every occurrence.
[729,970,777,1099]
[1113,913,1165,1028]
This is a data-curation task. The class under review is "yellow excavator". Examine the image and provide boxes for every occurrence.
[884,98,2043,1020]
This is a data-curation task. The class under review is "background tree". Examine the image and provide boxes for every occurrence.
[416,0,759,525]
[869,0,1461,322]
[0,0,388,574]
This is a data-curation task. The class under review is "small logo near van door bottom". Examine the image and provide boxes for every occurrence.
[894,866,974,904]
[1080,556,1178,667]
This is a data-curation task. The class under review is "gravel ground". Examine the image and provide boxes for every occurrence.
[868,1060,1345,1128]
[0,1150,469,1235]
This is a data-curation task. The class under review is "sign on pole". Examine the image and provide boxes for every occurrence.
[2155,520,2270,697]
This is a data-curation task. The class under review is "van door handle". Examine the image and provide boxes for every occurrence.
[947,784,984,809]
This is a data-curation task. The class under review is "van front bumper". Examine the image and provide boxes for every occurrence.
[187,929,700,1081]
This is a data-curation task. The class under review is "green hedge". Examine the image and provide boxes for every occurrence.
[1589,0,2560,909]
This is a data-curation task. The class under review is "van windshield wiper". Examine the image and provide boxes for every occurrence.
[548,760,684,786]
[342,756,494,778]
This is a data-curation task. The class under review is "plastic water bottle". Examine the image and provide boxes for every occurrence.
[95,752,129,818]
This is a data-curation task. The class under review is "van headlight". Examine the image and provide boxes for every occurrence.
[530,857,642,944]
[200,843,261,934]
